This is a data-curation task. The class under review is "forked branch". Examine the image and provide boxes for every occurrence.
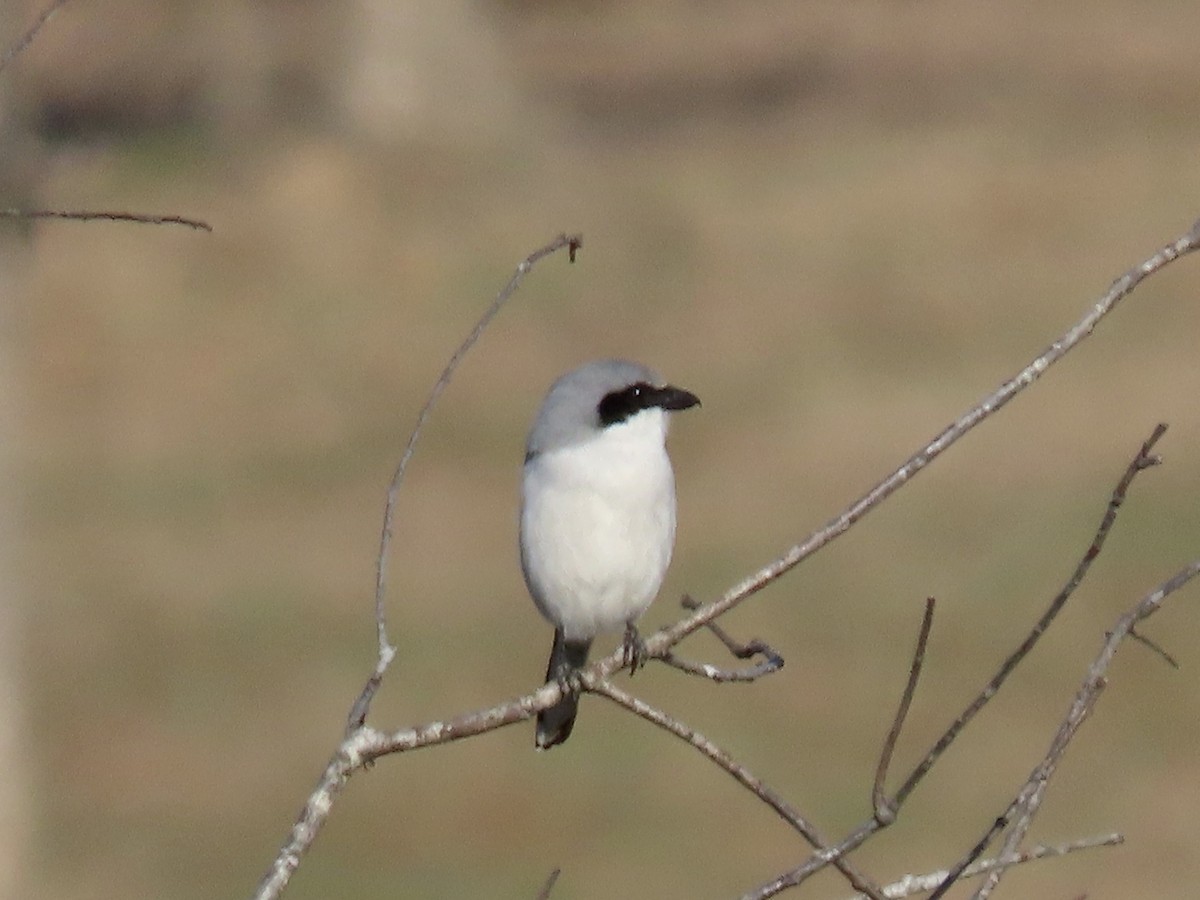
[964,559,1200,899]
[256,222,1199,900]
[659,593,785,682]
[1,3,212,233]
[838,833,1123,900]
[650,225,1200,657]
[255,233,582,900]
[745,422,1172,898]
[346,232,583,733]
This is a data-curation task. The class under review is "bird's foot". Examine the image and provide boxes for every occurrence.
[623,622,648,675]
[555,667,586,698]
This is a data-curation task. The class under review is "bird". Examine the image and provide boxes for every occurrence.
[519,359,700,749]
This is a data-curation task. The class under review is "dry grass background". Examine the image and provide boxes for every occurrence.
[6,1,1200,898]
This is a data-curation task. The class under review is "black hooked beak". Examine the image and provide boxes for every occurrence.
[649,384,701,412]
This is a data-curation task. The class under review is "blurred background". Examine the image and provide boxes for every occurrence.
[2,1,1200,898]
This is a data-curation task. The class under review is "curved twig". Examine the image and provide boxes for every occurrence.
[659,649,782,682]
[0,208,213,231]
[256,222,1198,900]
[747,422,1172,898]
[967,560,1200,899]
[346,232,582,732]
[873,598,935,823]
[0,0,75,75]
[534,868,561,900]
[256,234,582,900]
[649,226,1200,658]
[661,595,784,680]
[892,423,1166,809]
[589,679,887,900]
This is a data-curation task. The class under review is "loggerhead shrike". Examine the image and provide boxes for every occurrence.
[520,359,700,749]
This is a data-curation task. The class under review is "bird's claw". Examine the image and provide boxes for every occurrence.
[623,623,648,675]
[555,668,586,698]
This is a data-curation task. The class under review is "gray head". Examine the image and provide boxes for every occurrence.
[525,359,700,460]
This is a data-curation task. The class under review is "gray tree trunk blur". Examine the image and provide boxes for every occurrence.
[0,102,32,900]
[0,3,515,896]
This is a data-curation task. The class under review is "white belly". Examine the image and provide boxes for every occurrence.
[520,428,677,641]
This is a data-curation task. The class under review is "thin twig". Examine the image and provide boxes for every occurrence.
[892,423,1166,808]
[838,833,1122,900]
[0,0,74,75]
[534,868,561,900]
[969,560,1200,899]
[590,679,888,900]
[649,226,1199,659]
[873,598,935,823]
[744,424,1169,899]
[255,235,581,900]
[346,232,582,732]
[1,7,215,234]
[659,649,782,682]
[662,596,784,680]
[1127,625,1179,668]
[681,593,785,657]
[0,208,213,231]
[929,815,1008,899]
[257,223,1197,900]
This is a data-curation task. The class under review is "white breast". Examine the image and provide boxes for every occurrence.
[520,409,677,641]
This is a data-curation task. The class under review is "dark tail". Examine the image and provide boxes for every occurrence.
[535,630,592,750]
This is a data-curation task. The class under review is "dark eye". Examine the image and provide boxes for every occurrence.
[598,382,653,427]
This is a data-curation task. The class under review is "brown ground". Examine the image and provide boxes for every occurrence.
[7,2,1200,898]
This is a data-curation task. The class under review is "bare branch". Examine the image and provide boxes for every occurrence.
[255,235,582,900]
[1,7,216,236]
[257,223,1196,899]
[743,820,885,899]
[1127,625,1180,668]
[892,422,1167,809]
[590,679,888,900]
[316,427,1171,900]
[683,592,786,660]
[651,225,1199,656]
[347,232,582,732]
[659,593,784,681]
[534,868,561,900]
[923,424,1170,897]
[837,833,1123,900]
[0,0,74,75]
[873,598,935,823]
[745,423,1170,899]
[0,208,213,231]
[929,816,1008,899]
[253,726,390,900]
[969,559,1200,899]
[254,649,580,899]
[659,649,782,682]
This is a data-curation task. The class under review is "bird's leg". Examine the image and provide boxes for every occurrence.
[623,621,648,675]
[555,667,587,698]
[548,634,592,696]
